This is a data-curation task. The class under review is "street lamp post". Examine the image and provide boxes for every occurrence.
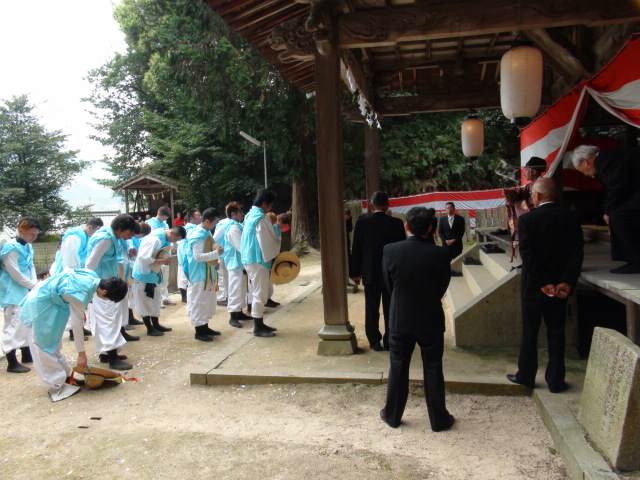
[239,131,267,188]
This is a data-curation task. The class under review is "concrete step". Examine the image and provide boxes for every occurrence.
[444,275,474,316]
[479,249,517,279]
[462,263,500,296]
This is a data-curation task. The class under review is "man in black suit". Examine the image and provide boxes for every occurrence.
[380,207,454,431]
[350,191,406,351]
[507,178,584,393]
[438,202,465,260]
[572,145,640,274]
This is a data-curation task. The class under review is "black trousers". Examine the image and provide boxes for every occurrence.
[383,331,450,431]
[444,242,462,261]
[609,191,640,264]
[363,282,390,347]
[517,297,567,391]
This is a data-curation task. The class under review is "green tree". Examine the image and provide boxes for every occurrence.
[0,95,88,235]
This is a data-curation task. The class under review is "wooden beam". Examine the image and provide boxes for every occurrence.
[338,0,640,49]
[375,90,503,115]
[340,49,374,106]
[522,29,590,85]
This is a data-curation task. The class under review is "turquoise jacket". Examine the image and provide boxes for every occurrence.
[184,226,215,284]
[20,269,100,354]
[86,227,119,279]
[0,240,34,308]
[50,227,89,275]
[241,206,271,270]
[178,223,198,266]
[218,219,243,271]
[132,229,170,284]
[146,217,168,230]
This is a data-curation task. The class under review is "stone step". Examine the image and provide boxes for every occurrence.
[479,249,517,279]
[444,275,474,317]
[462,263,500,297]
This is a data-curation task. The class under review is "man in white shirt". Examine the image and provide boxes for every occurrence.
[132,226,186,336]
[241,189,281,337]
[146,206,174,306]
[177,209,201,303]
[184,208,224,342]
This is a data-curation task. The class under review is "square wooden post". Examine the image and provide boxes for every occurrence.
[315,44,357,355]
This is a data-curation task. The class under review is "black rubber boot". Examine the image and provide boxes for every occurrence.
[6,349,30,373]
[237,311,252,321]
[128,309,144,325]
[265,298,280,308]
[229,312,242,328]
[107,349,133,370]
[83,327,93,336]
[152,316,172,332]
[180,288,187,303]
[205,324,221,335]
[20,346,33,364]
[194,325,213,342]
[120,326,140,342]
[143,316,164,336]
[253,317,276,338]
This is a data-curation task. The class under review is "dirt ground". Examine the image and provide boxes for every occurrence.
[0,252,570,480]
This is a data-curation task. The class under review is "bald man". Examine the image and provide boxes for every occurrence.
[507,178,584,393]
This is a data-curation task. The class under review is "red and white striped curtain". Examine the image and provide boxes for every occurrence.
[520,33,640,189]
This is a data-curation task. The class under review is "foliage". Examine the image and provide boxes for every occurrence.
[344,109,520,199]
[86,0,314,213]
[0,95,88,235]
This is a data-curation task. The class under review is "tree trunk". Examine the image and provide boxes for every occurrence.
[291,177,311,254]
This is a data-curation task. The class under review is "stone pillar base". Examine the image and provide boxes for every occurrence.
[317,325,358,355]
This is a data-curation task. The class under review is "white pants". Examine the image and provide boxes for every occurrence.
[245,263,270,318]
[187,281,216,327]
[160,264,170,300]
[133,281,161,317]
[227,269,247,313]
[90,294,126,354]
[217,259,228,301]
[2,305,28,353]
[177,262,189,290]
[28,326,69,390]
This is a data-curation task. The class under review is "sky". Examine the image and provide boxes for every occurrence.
[0,0,127,211]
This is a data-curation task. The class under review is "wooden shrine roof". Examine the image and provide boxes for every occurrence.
[204,0,640,116]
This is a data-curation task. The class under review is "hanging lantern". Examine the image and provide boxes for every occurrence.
[500,43,543,124]
[461,116,484,160]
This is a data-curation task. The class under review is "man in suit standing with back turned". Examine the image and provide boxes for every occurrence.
[350,191,406,351]
[507,178,584,393]
[380,206,454,431]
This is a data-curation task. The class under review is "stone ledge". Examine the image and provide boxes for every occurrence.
[534,390,619,480]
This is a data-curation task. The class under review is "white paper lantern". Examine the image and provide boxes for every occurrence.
[500,45,543,121]
[461,116,484,160]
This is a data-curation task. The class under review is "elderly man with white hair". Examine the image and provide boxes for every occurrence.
[572,145,640,274]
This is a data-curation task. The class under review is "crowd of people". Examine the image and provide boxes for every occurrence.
[0,188,289,401]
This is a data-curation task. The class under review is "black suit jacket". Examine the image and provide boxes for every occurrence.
[382,236,452,336]
[438,214,465,244]
[350,211,406,287]
[594,148,640,216]
[518,203,584,300]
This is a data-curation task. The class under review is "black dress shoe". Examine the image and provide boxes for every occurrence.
[371,342,383,352]
[610,263,640,274]
[380,409,400,428]
[264,299,280,308]
[432,414,456,432]
[549,382,569,393]
[506,374,533,389]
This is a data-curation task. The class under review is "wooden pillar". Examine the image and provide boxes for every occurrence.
[170,189,175,226]
[364,123,380,213]
[315,41,357,355]
[125,189,130,213]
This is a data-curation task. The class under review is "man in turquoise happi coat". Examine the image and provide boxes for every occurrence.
[20,269,127,401]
